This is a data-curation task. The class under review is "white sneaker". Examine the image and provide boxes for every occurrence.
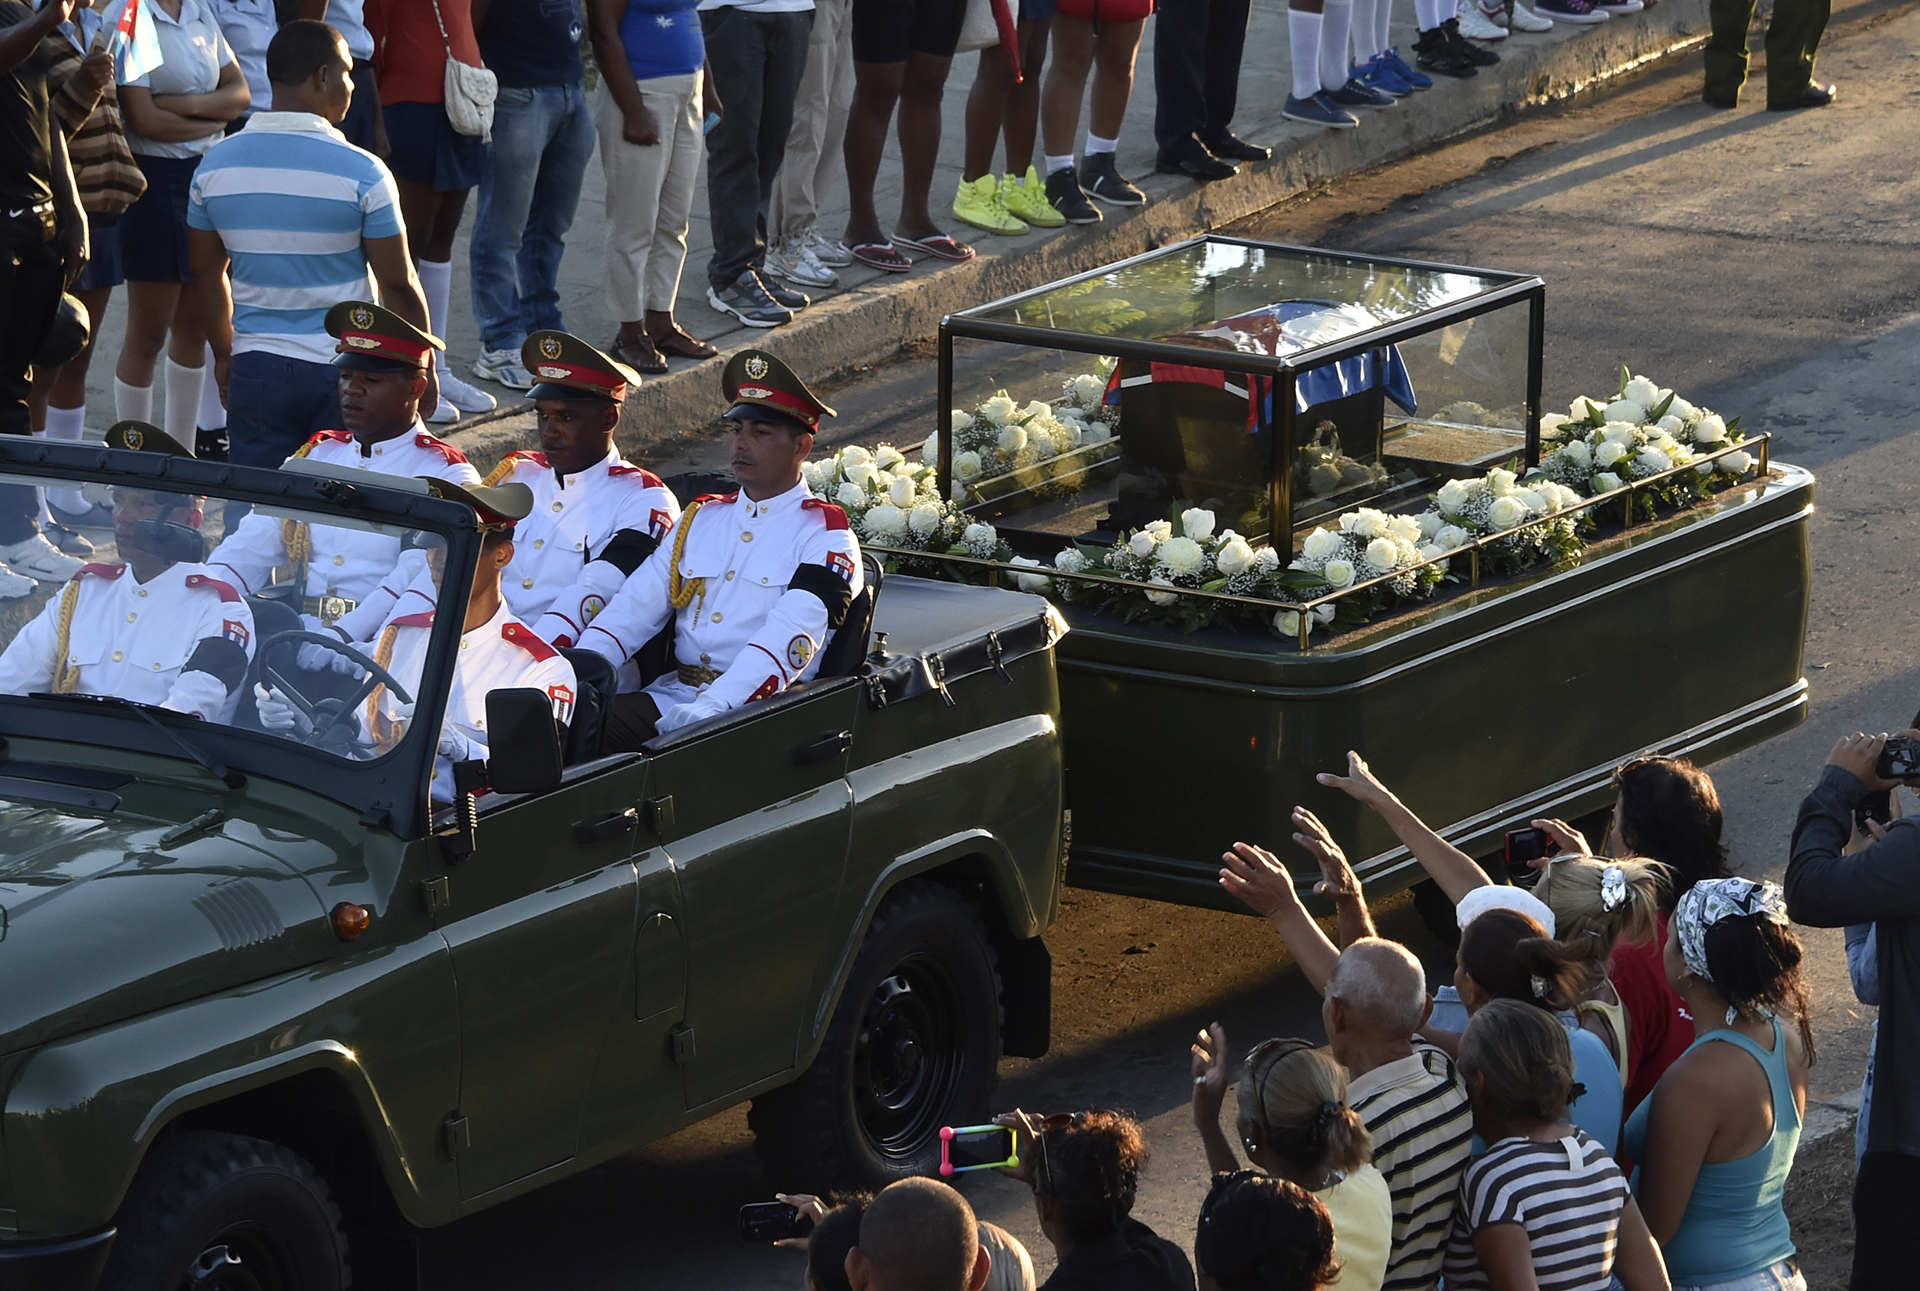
[436,367,498,414]
[765,237,839,289]
[0,562,35,599]
[473,347,535,390]
[0,532,84,582]
[1456,0,1509,38]
[1506,0,1555,29]
[803,228,855,269]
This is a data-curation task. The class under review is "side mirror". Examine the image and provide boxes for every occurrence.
[486,688,564,796]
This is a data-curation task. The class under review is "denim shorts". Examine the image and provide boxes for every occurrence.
[1674,1260,1806,1291]
[119,154,200,283]
[382,100,488,192]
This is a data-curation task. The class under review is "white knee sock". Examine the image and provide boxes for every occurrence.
[1289,9,1324,99]
[114,376,153,424]
[1084,132,1117,156]
[1415,0,1447,31]
[163,357,204,453]
[42,404,88,513]
[1320,0,1354,93]
[1044,153,1076,177]
[1377,0,1395,50]
[197,340,226,431]
[1352,0,1382,61]
[417,258,453,372]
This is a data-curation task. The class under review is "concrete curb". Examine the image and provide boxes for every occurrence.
[449,0,1722,470]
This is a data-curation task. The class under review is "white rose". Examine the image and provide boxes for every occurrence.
[1314,605,1336,624]
[997,424,1028,455]
[1145,576,1180,606]
[1417,541,1447,561]
[1067,373,1106,405]
[863,503,909,541]
[962,522,999,556]
[1513,487,1545,514]
[1435,524,1469,550]
[1250,548,1280,574]
[875,445,907,472]
[953,482,967,503]
[1324,559,1356,589]
[1082,423,1112,445]
[1179,508,1217,542]
[1601,421,1638,445]
[1008,555,1052,593]
[1215,537,1255,575]
[1056,421,1083,449]
[909,502,943,538]
[1656,415,1685,436]
[1415,512,1443,540]
[1436,479,1470,516]
[1692,414,1727,444]
[1128,531,1158,558]
[1636,447,1672,475]
[1696,461,1715,477]
[1539,412,1571,436]
[836,482,868,509]
[1667,396,1699,422]
[1603,398,1647,425]
[949,410,973,435]
[1486,469,1517,498]
[801,461,827,492]
[1341,508,1389,539]
[1622,376,1662,407]
[1157,536,1206,576]
[954,450,983,481]
[1722,449,1754,475]
[1648,429,1679,453]
[1274,609,1305,639]
[980,395,1017,425]
[1302,527,1342,561]
[1571,396,1605,421]
[1364,536,1400,572]
[1143,520,1173,542]
[1019,400,1051,423]
[839,445,872,467]
[888,476,916,508]
[1054,548,1091,574]
[1594,471,1624,493]
[1562,440,1592,468]
[1595,440,1628,467]
[846,461,877,487]
[1487,495,1527,530]
[1387,514,1423,545]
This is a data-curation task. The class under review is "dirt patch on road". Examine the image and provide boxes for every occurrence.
[1785,1119,1856,1290]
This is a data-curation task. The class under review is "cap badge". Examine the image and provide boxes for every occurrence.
[349,306,374,329]
[744,355,769,380]
[344,335,379,349]
[538,364,569,379]
[741,385,772,399]
[540,336,563,360]
[124,427,144,449]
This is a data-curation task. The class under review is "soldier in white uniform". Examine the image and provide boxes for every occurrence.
[580,350,862,748]
[206,302,482,629]
[255,482,577,803]
[0,423,255,723]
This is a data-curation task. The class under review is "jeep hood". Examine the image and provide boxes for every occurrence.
[0,796,334,1053]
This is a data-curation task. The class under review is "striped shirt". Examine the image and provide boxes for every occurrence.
[1442,1131,1628,1291]
[1348,1045,1474,1291]
[187,111,402,364]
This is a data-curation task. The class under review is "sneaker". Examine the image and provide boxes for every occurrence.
[1534,0,1609,20]
[708,272,793,328]
[1044,167,1101,225]
[1455,0,1508,39]
[1478,0,1509,25]
[1356,54,1415,96]
[1505,0,1556,29]
[0,562,33,600]
[766,235,840,288]
[1080,153,1145,207]
[1593,0,1641,10]
[0,532,83,582]
[1382,46,1435,88]
[1000,167,1066,228]
[473,347,535,390]
[1327,77,1397,109]
[1444,15,1502,62]
[194,426,229,461]
[49,498,114,530]
[1282,93,1360,128]
[758,271,809,311]
[43,521,92,557]
[436,368,497,414]
[952,174,1029,236]
[803,229,855,268]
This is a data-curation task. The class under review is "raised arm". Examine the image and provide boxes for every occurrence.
[1219,839,1341,993]
[0,0,75,75]
[1189,1023,1246,1176]
[1320,750,1493,903]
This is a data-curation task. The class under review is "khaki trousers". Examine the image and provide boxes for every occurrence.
[768,0,856,243]
[594,75,704,321]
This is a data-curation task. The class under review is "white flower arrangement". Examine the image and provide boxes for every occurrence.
[928,358,1123,505]
[1539,368,1755,508]
[804,442,1012,568]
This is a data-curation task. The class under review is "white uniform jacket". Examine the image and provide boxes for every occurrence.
[579,479,862,732]
[207,426,482,607]
[365,600,577,802]
[0,562,257,722]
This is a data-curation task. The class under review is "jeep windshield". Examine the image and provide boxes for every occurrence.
[0,441,486,839]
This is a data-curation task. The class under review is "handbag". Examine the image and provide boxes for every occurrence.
[955,0,1022,79]
[428,0,497,141]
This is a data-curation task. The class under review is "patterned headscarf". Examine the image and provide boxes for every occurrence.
[1673,877,1788,982]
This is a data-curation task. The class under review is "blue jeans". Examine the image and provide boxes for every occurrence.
[227,350,340,470]
[469,82,596,354]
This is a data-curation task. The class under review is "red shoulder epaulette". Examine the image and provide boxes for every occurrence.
[292,429,353,459]
[800,498,850,530]
[73,562,127,581]
[501,621,558,661]
[391,610,435,629]
[609,464,667,489]
[413,432,473,465]
[692,491,740,506]
[183,574,242,602]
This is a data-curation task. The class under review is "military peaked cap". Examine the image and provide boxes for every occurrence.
[522,330,643,403]
[326,300,443,371]
[722,349,834,432]
[105,420,192,458]
[420,478,535,533]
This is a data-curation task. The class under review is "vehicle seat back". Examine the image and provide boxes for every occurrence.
[558,647,617,764]
[817,552,883,678]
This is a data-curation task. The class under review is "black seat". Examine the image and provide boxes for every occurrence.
[558,647,618,764]
[817,551,883,678]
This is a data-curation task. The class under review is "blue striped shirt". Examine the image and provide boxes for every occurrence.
[187,112,403,364]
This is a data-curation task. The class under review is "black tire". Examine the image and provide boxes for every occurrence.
[100,1130,350,1291]
[750,880,1003,1192]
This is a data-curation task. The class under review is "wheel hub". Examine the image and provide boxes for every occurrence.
[853,958,962,1163]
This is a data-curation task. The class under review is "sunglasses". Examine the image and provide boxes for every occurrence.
[1028,1112,1084,1195]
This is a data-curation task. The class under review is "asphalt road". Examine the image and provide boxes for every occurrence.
[422,12,1920,1287]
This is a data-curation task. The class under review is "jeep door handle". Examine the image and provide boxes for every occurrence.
[574,808,637,844]
[792,730,853,765]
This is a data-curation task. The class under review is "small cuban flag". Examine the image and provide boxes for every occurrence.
[109,0,165,84]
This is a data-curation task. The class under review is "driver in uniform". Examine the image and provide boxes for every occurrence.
[254,482,577,803]
[576,350,862,748]
[206,302,482,629]
[0,423,255,722]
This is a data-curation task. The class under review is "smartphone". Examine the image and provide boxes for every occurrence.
[703,111,721,136]
[1856,789,1893,832]
[939,1124,1018,1177]
[1877,736,1920,781]
[739,1201,812,1242]
[1504,827,1552,867]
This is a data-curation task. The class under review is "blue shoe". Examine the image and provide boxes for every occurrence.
[1382,45,1434,89]
[1282,93,1360,129]
[1327,77,1397,109]
[1356,54,1413,96]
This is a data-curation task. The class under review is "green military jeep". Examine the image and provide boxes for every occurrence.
[0,443,1065,1290]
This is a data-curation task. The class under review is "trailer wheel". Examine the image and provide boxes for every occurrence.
[750,880,1003,1191]
[100,1131,349,1291]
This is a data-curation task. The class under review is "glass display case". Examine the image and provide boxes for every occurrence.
[936,236,1545,553]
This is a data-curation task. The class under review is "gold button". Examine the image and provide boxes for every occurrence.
[761,577,769,584]
[126,612,137,622]
[112,650,123,662]
[725,570,735,581]
[552,501,563,512]
[574,541,583,551]
[522,578,534,589]
[460,640,469,650]
[332,555,345,566]
[138,588,148,597]
[711,612,723,623]
[741,532,753,542]
[153,662,161,671]
[534,539,544,549]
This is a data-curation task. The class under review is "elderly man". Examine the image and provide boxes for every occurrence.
[578,348,861,746]
[1214,813,1473,1291]
[846,1178,991,1291]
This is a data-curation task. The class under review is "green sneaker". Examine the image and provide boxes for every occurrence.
[952,173,1028,236]
[1000,166,1066,229]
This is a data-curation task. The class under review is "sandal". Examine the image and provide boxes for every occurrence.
[850,240,913,273]
[893,231,976,263]
[649,323,718,360]
[608,332,668,375]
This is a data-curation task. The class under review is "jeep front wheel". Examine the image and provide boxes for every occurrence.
[750,880,1003,1191]
[100,1131,349,1291]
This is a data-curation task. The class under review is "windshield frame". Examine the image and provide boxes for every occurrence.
[0,438,485,841]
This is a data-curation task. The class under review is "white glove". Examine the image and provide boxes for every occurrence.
[296,641,369,678]
[253,683,313,737]
[298,613,328,634]
[437,726,480,761]
[658,695,727,733]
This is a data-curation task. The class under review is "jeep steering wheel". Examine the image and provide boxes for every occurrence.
[251,630,415,755]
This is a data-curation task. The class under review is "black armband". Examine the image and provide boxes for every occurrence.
[182,637,250,695]
[593,528,660,576]
[789,563,853,628]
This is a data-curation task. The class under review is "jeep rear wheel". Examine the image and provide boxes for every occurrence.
[750,880,1002,1191]
[100,1131,348,1291]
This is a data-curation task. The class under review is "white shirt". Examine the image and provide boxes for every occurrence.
[580,478,861,732]
[109,0,238,158]
[207,0,277,117]
[324,0,374,61]
[0,561,256,722]
[208,426,483,606]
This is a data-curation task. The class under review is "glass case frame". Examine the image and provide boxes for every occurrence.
[935,235,1547,552]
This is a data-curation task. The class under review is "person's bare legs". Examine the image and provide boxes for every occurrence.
[115,281,183,390]
[963,21,1050,180]
[1005,21,1050,175]
[396,178,473,266]
[893,48,955,242]
[1088,17,1146,139]
[844,59,906,247]
[1041,14,1094,159]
